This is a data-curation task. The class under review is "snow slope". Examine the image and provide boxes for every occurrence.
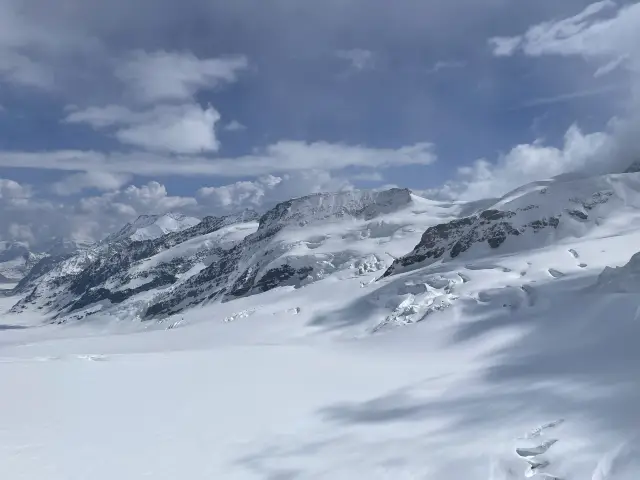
[2,175,640,479]
[103,212,201,244]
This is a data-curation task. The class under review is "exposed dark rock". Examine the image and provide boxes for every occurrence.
[567,210,588,221]
[382,209,561,278]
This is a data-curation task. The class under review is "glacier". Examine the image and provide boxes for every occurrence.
[1,173,640,479]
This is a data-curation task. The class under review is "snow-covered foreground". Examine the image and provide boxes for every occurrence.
[2,226,640,480]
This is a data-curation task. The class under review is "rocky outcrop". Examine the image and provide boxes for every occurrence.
[382,208,561,278]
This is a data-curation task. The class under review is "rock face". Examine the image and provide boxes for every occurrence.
[382,209,560,277]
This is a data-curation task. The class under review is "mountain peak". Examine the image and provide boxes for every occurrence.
[105,212,201,244]
[258,188,413,230]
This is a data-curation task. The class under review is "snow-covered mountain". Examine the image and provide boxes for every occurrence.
[3,173,640,479]
[9,189,472,322]
[383,171,640,278]
[10,210,260,320]
[102,212,201,244]
[0,237,92,283]
[10,173,640,325]
[0,241,38,282]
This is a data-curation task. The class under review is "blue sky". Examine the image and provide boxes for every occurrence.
[0,0,639,245]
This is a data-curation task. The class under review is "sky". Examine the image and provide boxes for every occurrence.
[1,0,640,246]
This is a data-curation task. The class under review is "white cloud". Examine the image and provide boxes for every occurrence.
[78,181,197,217]
[51,171,132,196]
[426,60,466,74]
[0,50,54,88]
[350,171,385,182]
[594,55,630,78]
[0,141,436,177]
[489,1,639,75]
[489,36,522,57]
[115,50,248,103]
[8,223,35,243]
[0,171,356,246]
[0,0,94,90]
[0,178,203,246]
[197,170,354,212]
[65,104,221,154]
[336,49,375,71]
[478,0,640,199]
[429,125,614,201]
[70,181,199,242]
[0,178,31,199]
[517,84,625,109]
[223,120,247,132]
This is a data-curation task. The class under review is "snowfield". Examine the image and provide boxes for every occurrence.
[2,175,640,479]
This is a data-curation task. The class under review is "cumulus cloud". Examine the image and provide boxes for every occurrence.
[0,141,436,177]
[115,50,248,103]
[51,171,132,196]
[197,170,354,212]
[0,175,208,246]
[0,178,31,199]
[65,104,221,154]
[223,120,246,132]
[78,181,197,218]
[429,125,615,201]
[0,173,356,246]
[473,1,640,201]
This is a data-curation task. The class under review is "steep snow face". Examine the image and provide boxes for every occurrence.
[144,189,460,318]
[103,213,201,243]
[10,212,260,322]
[384,172,640,277]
